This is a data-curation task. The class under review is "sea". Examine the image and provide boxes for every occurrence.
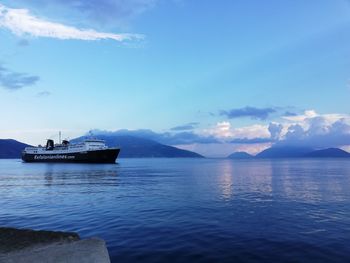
[0,158,350,263]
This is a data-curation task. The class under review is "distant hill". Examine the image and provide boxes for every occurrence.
[304,148,350,158]
[228,152,253,159]
[0,139,30,158]
[256,146,314,159]
[72,135,204,158]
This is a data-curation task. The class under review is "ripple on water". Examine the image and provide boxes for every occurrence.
[0,158,350,262]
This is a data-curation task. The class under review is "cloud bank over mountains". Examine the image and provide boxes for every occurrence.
[89,110,350,156]
[88,129,219,145]
[214,110,350,150]
[277,114,350,148]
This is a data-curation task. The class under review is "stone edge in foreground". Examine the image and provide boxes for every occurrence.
[0,227,110,263]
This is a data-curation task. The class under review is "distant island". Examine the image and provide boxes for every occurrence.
[228,146,350,159]
[227,152,253,159]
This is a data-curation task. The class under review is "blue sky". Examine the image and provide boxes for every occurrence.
[0,0,349,157]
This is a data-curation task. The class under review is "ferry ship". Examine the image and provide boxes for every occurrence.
[22,138,120,163]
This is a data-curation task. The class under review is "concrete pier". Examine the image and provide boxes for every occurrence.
[0,227,110,263]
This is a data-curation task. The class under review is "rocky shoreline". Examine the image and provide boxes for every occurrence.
[0,227,110,263]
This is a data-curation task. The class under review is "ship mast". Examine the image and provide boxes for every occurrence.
[59,131,61,144]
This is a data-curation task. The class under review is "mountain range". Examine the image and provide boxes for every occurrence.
[0,136,349,159]
[304,148,350,158]
[72,135,203,158]
[228,147,350,159]
[0,139,30,158]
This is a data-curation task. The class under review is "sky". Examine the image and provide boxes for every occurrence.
[0,0,349,157]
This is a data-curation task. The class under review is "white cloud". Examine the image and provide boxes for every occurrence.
[268,122,283,140]
[0,4,143,41]
[213,121,232,138]
[16,0,159,25]
[203,122,270,140]
[276,111,350,148]
[231,124,270,139]
[282,110,318,122]
[341,145,350,152]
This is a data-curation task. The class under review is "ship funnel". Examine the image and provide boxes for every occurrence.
[46,139,54,150]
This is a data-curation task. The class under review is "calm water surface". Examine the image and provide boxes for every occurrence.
[1,158,350,262]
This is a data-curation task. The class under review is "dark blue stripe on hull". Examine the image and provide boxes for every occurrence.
[22,149,120,163]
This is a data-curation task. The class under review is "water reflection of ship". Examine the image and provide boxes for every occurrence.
[43,165,119,187]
